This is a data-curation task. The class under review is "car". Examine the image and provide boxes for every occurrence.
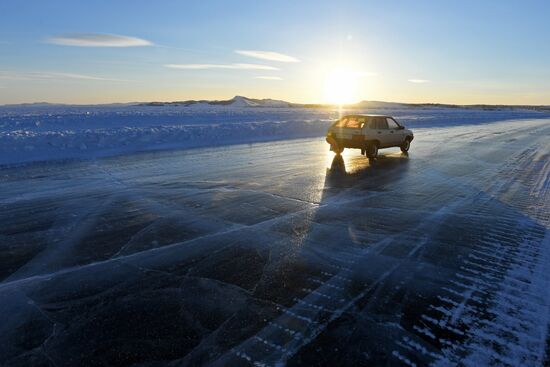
[326,114,414,158]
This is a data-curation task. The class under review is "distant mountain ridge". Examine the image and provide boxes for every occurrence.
[138,96,409,109]
[139,96,299,108]
[2,96,549,111]
[137,96,550,111]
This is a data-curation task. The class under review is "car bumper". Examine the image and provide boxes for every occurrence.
[326,135,365,149]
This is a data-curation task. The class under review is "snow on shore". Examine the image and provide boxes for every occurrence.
[1,104,549,165]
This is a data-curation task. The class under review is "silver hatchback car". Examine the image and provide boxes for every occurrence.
[326,114,414,158]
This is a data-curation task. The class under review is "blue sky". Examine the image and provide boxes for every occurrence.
[1,0,549,104]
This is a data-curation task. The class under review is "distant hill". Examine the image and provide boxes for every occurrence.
[137,96,550,111]
[0,102,138,108]
[139,96,296,108]
[2,97,549,111]
[139,96,422,109]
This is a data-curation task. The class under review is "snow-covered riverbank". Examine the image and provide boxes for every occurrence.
[1,104,549,165]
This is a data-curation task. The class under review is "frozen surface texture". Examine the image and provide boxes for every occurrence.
[1,104,549,165]
[0,117,549,366]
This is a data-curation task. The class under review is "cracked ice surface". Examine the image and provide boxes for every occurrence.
[0,118,549,366]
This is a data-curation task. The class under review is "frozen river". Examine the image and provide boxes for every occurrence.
[1,118,549,366]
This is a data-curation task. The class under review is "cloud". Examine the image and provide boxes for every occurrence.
[408,79,430,83]
[0,70,131,82]
[47,33,152,47]
[235,50,299,63]
[51,72,133,82]
[165,63,278,70]
[255,76,282,80]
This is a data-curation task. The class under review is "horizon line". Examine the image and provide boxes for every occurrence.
[1,95,549,108]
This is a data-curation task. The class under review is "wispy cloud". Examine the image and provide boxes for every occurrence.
[47,33,152,47]
[165,63,278,70]
[41,72,128,81]
[255,76,282,80]
[235,50,299,63]
[408,79,430,83]
[0,70,132,82]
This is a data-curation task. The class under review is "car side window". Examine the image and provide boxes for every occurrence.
[386,118,399,129]
[346,118,364,129]
[334,118,348,128]
[376,118,388,129]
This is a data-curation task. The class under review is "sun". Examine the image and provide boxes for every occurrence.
[323,69,360,105]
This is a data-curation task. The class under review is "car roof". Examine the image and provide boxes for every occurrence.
[340,114,391,118]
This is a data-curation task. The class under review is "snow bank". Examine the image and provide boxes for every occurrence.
[0,120,330,165]
[1,104,549,165]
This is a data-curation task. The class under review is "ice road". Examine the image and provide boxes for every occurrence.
[1,118,549,367]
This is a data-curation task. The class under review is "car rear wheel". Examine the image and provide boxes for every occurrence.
[366,142,378,158]
[400,138,411,153]
[331,145,344,154]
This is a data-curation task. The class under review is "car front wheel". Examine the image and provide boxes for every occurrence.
[400,138,410,153]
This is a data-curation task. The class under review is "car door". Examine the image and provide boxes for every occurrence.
[372,117,391,147]
[386,117,404,146]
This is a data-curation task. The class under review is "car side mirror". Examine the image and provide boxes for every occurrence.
[398,126,405,130]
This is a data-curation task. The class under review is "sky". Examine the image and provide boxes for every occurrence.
[0,0,549,105]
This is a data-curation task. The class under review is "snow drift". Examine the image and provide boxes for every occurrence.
[1,100,549,165]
